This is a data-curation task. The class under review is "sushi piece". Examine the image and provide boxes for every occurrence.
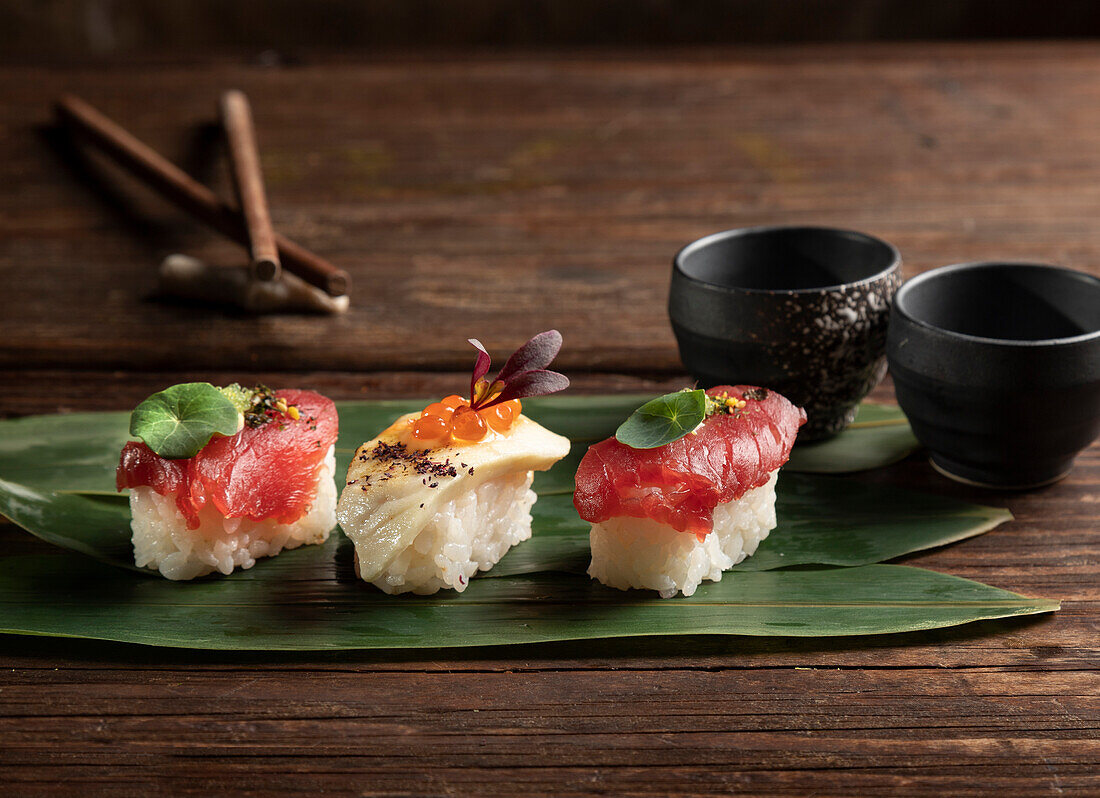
[116,383,339,580]
[574,385,806,598]
[337,332,571,594]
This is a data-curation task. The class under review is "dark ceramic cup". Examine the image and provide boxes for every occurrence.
[669,225,902,440]
[887,262,1100,489]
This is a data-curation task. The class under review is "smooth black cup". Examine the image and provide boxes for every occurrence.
[669,225,901,440]
[887,262,1100,489]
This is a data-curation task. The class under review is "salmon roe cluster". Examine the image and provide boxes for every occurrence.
[409,394,522,447]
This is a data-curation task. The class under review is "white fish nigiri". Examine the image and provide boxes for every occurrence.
[337,410,569,594]
[337,331,571,594]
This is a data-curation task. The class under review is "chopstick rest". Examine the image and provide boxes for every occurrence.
[159,254,349,314]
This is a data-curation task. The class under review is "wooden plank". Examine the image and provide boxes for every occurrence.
[2,45,1100,373]
[2,46,1100,796]
[1,669,1097,796]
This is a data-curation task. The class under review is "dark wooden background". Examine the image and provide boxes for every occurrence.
[1,41,1099,795]
[4,0,1100,58]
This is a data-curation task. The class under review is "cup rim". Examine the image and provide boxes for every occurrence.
[893,261,1100,348]
[672,224,901,296]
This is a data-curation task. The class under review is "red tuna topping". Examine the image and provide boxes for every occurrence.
[117,389,338,529]
[573,385,805,539]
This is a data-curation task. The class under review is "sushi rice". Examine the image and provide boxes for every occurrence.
[129,445,337,580]
[358,470,536,595]
[587,471,778,598]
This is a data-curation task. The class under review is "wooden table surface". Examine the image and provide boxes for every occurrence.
[2,43,1098,796]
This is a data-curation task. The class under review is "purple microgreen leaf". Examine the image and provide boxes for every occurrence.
[467,338,492,404]
[496,330,563,383]
[479,369,570,409]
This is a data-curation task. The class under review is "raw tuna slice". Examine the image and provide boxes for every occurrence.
[117,389,338,529]
[573,385,805,540]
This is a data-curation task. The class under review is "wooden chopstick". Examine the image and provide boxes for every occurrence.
[220,90,280,282]
[55,94,350,297]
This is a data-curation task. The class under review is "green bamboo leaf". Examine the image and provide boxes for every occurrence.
[0,411,131,495]
[736,473,1011,571]
[486,475,1012,578]
[0,398,1003,580]
[0,394,1047,649]
[786,403,921,473]
[0,469,1012,583]
[0,478,137,572]
[0,547,1056,649]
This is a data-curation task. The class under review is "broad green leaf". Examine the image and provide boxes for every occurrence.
[0,478,138,573]
[0,470,1012,582]
[786,403,921,473]
[0,397,1005,580]
[0,394,1048,650]
[486,476,1012,578]
[0,547,1057,649]
[614,389,707,449]
[129,382,242,459]
[0,411,131,495]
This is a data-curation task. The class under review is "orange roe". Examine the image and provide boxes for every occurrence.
[411,414,449,444]
[481,399,521,432]
[451,405,488,443]
[422,401,455,421]
[409,396,521,447]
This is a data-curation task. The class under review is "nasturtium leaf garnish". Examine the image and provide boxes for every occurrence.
[129,382,243,460]
[615,389,708,449]
[466,330,570,411]
[615,387,775,450]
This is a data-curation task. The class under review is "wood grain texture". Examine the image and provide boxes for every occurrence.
[1,44,1099,796]
[5,44,1100,373]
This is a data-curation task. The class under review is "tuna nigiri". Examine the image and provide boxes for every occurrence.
[337,332,570,594]
[117,383,339,580]
[574,385,806,597]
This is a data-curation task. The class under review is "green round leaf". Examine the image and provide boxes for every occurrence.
[615,389,707,449]
[129,382,243,459]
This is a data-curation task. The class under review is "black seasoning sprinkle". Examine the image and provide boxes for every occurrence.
[744,387,769,401]
[369,441,459,481]
[241,384,301,429]
[468,467,475,475]
[419,503,424,508]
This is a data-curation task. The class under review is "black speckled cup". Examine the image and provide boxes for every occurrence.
[888,262,1100,489]
[669,225,901,440]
